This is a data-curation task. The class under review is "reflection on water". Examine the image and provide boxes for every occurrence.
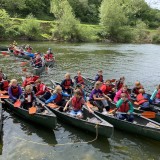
[0,42,160,159]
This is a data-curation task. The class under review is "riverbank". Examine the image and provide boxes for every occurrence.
[0,18,160,44]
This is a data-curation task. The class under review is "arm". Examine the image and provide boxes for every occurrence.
[93,94,104,101]
[150,89,157,101]
[114,90,121,103]
[35,84,45,96]
[84,102,93,113]
[128,101,134,113]
[102,93,112,101]
[8,87,17,101]
[63,98,72,111]
[45,94,57,104]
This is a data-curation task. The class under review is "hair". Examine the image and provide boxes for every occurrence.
[135,81,141,86]
[25,73,31,78]
[139,89,145,93]
[105,79,111,83]
[157,84,160,90]
[74,89,82,96]
[9,79,17,86]
[122,84,128,88]
[77,71,81,75]
[25,85,32,92]
[53,85,62,94]
[65,73,70,78]
[35,79,41,83]
[121,93,127,98]
[98,70,102,73]
[94,81,102,88]
[120,76,125,80]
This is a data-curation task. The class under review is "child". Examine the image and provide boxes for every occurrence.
[44,50,54,61]
[21,85,36,110]
[75,83,87,101]
[32,53,42,68]
[22,74,39,87]
[131,81,144,98]
[150,84,160,104]
[89,81,112,113]
[45,85,70,107]
[115,76,125,91]
[114,84,130,103]
[8,79,22,102]
[112,93,134,122]
[75,71,84,85]
[61,73,74,94]
[95,70,103,82]
[64,89,92,118]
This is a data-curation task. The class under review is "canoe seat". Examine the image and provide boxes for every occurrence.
[146,122,160,129]
[87,117,101,124]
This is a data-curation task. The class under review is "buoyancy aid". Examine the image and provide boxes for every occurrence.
[36,83,49,93]
[97,75,103,82]
[133,85,143,95]
[24,92,34,103]
[11,86,19,96]
[34,58,42,66]
[64,79,72,89]
[54,93,62,103]
[116,81,123,90]
[101,84,112,95]
[0,73,3,81]
[156,90,160,99]
[118,101,130,112]
[136,93,148,105]
[46,53,53,60]
[71,97,83,111]
[1,80,9,91]
[76,76,84,84]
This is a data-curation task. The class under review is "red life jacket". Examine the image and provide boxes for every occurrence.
[136,93,148,105]
[133,85,143,95]
[54,93,62,103]
[1,80,9,91]
[11,86,19,96]
[118,101,130,112]
[117,81,123,90]
[71,96,83,110]
[97,75,103,82]
[46,54,53,60]
[0,73,3,81]
[64,79,72,89]
[77,76,84,84]
[24,92,34,103]
[36,83,49,93]
[34,58,42,65]
[156,90,160,99]
[101,84,112,95]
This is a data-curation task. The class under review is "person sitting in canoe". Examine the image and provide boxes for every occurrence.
[34,79,51,99]
[63,89,92,118]
[115,76,125,91]
[95,70,103,82]
[74,71,84,86]
[131,81,144,98]
[25,44,33,53]
[75,83,87,101]
[45,85,70,110]
[100,79,115,100]
[114,84,130,103]
[89,81,112,113]
[0,68,9,91]
[61,73,74,94]
[8,79,22,103]
[135,89,157,112]
[44,50,54,62]
[150,84,160,104]
[21,85,36,110]
[111,93,134,122]
[22,74,39,87]
[32,53,43,68]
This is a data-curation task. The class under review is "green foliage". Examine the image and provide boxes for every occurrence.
[18,14,41,40]
[152,28,160,43]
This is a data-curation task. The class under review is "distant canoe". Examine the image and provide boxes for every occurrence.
[45,60,54,68]
[32,65,46,75]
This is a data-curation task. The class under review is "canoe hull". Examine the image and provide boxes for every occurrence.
[45,61,54,68]
[47,107,113,138]
[4,99,57,130]
[95,111,160,141]
[14,54,31,60]
[32,65,46,75]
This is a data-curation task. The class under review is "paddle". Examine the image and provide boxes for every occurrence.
[20,62,28,66]
[14,99,21,108]
[22,68,27,72]
[29,106,37,114]
[47,103,58,109]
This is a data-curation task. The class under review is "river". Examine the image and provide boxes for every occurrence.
[0,42,160,160]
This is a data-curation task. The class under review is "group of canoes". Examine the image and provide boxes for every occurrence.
[1,62,160,141]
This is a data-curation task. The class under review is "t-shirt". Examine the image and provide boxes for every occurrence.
[89,89,103,100]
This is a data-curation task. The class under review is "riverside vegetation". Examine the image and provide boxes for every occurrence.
[0,0,160,43]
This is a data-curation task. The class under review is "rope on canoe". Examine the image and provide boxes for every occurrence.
[13,124,99,146]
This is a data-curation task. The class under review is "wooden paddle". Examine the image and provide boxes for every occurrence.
[14,99,21,108]
[47,103,58,109]
[29,106,37,114]
[141,111,156,119]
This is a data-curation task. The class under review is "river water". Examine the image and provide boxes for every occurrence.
[0,42,160,160]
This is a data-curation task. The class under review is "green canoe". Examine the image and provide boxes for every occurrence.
[32,65,46,75]
[45,60,54,68]
[4,99,57,130]
[14,54,31,60]
[47,105,114,138]
[94,110,160,141]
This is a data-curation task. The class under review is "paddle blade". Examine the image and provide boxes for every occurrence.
[141,111,156,119]
[47,103,58,109]
[14,99,21,108]
[29,106,37,114]
[20,62,28,66]
[0,95,9,99]
[22,68,27,72]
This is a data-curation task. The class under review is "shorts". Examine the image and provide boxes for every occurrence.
[69,110,83,117]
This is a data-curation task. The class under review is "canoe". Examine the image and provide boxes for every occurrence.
[32,65,46,75]
[92,106,160,141]
[47,105,113,138]
[3,99,57,130]
[45,60,54,68]
[0,99,2,138]
[14,54,31,60]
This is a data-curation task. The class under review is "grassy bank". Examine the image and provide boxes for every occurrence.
[2,18,160,43]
